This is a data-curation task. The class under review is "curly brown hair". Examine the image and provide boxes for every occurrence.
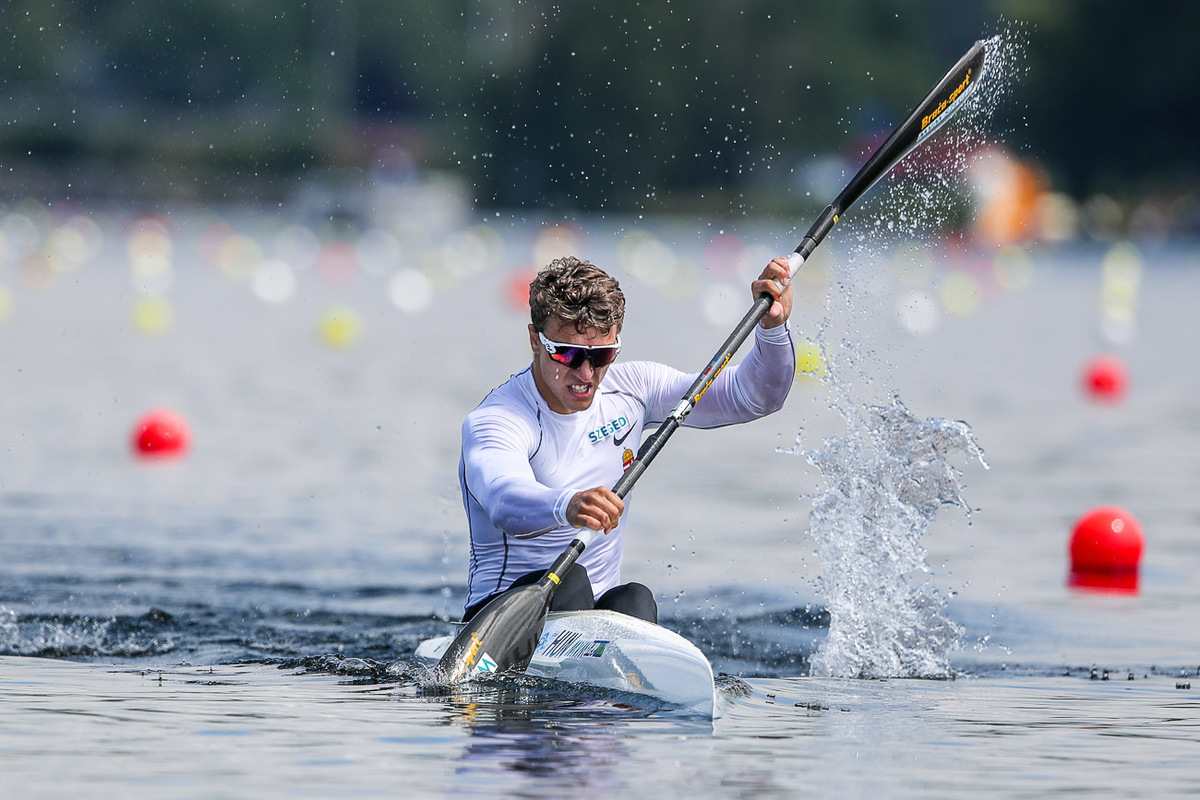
[528,256,625,334]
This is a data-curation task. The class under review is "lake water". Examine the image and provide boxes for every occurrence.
[2,201,1198,797]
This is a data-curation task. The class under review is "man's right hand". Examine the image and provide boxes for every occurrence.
[566,487,625,533]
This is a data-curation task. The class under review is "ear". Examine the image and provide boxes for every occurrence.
[528,324,540,355]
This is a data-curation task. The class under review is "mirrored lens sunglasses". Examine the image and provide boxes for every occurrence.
[538,331,621,370]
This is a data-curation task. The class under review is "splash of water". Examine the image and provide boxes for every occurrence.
[858,27,1024,240]
[780,27,1021,677]
[794,396,986,679]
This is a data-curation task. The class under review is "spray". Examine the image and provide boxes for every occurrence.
[792,395,986,678]
[781,26,1023,678]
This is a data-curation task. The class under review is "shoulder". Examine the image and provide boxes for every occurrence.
[465,370,541,434]
[473,368,535,407]
[603,360,687,392]
[598,361,691,420]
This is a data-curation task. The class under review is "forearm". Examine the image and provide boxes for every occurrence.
[737,321,796,413]
[688,322,795,425]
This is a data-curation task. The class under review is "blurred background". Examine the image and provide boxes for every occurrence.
[0,0,1196,233]
[1,0,1198,668]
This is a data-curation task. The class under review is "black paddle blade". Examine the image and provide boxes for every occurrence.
[833,39,987,221]
[433,584,551,684]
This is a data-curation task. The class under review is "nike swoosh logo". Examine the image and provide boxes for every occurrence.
[613,428,633,447]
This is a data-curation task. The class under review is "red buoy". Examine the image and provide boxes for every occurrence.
[1069,506,1143,574]
[132,409,191,460]
[1082,354,1127,403]
[1068,569,1139,593]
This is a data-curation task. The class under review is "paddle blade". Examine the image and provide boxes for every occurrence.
[433,584,551,684]
[836,39,987,215]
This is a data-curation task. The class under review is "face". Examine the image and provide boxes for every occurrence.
[529,318,619,414]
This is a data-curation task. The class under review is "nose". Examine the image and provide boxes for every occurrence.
[573,359,596,379]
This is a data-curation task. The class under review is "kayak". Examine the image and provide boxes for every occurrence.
[416,609,718,718]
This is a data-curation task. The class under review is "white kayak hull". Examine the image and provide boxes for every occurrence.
[416,609,717,718]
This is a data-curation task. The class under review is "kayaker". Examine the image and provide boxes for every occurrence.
[458,255,795,624]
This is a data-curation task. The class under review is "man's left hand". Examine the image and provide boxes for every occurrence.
[753,256,795,328]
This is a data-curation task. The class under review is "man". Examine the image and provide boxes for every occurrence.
[459,254,795,624]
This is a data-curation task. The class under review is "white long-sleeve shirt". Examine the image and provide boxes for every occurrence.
[459,322,795,611]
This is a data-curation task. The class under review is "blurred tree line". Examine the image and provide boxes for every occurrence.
[0,0,1195,220]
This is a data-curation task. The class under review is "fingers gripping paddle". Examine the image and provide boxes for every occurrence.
[435,39,989,685]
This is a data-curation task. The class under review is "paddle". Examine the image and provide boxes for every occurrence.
[434,38,990,684]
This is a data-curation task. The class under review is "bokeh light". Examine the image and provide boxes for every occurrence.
[937,271,981,317]
[317,240,359,286]
[19,251,58,290]
[128,216,174,295]
[618,230,682,294]
[318,305,364,348]
[1097,242,1142,346]
[895,290,940,336]
[704,232,745,280]
[389,268,435,314]
[533,223,586,267]
[992,246,1034,293]
[251,259,298,305]
[133,295,175,335]
[204,224,263,281]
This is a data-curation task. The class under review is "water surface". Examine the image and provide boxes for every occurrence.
[2,208,1199,796]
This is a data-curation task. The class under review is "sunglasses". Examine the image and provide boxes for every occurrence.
[538,331,622,370]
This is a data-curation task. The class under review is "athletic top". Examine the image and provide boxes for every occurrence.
[459,322,795,611]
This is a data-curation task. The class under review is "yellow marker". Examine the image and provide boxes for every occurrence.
[795,339,828,380]
[318,305,363,348]
[547,572,561,585]
[133,295,174,334]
